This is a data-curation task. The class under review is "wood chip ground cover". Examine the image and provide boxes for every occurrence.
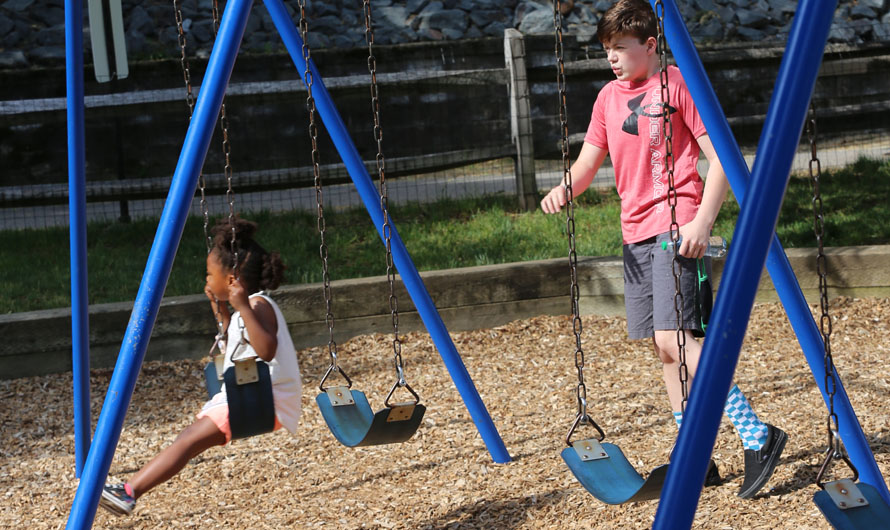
[2,298,889,529]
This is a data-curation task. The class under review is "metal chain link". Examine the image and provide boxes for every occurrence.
[297,0,348,390]
[210,0,237,275]
[173,0,212,253]
[808,103,857,486]
[555,0,603,446]
[655,0,689,414]
[364,0,410,395]
[174,0,225,344]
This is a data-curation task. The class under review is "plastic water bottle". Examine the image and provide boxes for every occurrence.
[661,236,728,258]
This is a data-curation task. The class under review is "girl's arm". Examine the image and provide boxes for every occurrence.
[540,142,609,214]
[227,279,279,362]
[678,134,730,258]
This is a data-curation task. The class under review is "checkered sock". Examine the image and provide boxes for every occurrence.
[673,411,683,429]
[723,384,769,450]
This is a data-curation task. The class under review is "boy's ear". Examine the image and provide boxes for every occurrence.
[647,36,658,54]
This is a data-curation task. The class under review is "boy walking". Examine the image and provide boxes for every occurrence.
[541,0,786,498]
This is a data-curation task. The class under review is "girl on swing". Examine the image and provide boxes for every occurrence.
[100,217,302,516]
[541,0,786,498]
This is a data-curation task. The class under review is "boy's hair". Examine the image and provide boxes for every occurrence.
[596,0,658,45]
[211,216,285,294]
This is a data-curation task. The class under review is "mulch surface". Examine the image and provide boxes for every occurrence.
[3,297,890,529]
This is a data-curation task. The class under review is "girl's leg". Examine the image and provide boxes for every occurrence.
[128,416,226,498]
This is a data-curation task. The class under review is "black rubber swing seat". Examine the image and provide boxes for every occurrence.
[224,359,276,439]
[561,442,669,504]
[316,389,425,447]
[814,481,890,530]
[202,359,276,439]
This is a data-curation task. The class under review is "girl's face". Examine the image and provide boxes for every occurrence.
[206,250,232,301]
[603,34,657,83]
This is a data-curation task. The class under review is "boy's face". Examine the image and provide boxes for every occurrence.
[603,33,657,83]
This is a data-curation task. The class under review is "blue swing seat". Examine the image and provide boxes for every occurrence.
[814,481,890,530]
[316,389,425,447]
[204,362,223,399]
[561,442,669,504]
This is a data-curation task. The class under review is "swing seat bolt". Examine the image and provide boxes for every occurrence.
[858,498,865,503]
[840,488,847,494]
[839,502,847,507]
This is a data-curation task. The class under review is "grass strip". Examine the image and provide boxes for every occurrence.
[2,157,887,314]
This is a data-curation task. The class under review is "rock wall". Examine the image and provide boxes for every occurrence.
[1,0,889,69]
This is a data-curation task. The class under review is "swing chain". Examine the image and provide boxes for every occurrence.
[554,0,600,445]
[175,0,227,343]
[655,0,689,414]
[211,0,236,271]
[808,103,857,487]
[298,0,350,390]
[364,0,413,399]
[173,0,213,253]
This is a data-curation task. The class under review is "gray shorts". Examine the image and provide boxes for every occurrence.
[623,231,712,340]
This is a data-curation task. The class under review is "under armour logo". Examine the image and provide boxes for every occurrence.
[622,93,678,135]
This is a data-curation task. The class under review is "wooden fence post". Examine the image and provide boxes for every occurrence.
[504,29,537,211]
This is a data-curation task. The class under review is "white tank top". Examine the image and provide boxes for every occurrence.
[222,292,302,433]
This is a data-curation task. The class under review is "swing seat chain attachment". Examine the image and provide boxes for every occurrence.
[822,479,869,510]
[572,438,609,462]
[325,385,356,407]
[233,357,259,385]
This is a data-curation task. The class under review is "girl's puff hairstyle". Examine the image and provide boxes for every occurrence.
[211,216,285,294]
[596,0,658,45]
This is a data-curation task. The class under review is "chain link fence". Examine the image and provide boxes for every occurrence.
[2,19,889,231]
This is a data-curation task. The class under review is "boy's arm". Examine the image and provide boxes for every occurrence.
[540,142,609,214]
[678,134,730,258]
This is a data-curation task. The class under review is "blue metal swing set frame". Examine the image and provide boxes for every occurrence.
[62,0,888,527]
[64,0,511,527]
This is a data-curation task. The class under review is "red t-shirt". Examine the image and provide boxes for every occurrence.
[584,66,706,244]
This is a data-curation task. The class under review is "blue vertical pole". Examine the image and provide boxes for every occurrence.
[262,0,510,464]
[654,0,890,510]
[652,1,839,528]
[65,0,254,526]
[65,0,91,478]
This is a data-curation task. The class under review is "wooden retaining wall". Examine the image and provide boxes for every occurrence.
[2,245,888,380]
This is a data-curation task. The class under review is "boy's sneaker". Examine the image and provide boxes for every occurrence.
[738,424,787,499]
[99,483,135,516]
[704,458,722,487]
[669,443,722,487]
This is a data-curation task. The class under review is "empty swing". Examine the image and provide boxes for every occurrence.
[802,105,890,529]
[171,0,276,440]
[555,0,694,504]
[300,0,425,447]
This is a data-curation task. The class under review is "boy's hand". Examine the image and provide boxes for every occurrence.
[227,278,250,313]
[541,185,568,214]
[678,219,711,259]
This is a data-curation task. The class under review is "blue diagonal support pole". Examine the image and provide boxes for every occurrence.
[65,0,91,478]
[652,0,890,512]
[651,0,844,528]
[65,0,254,526]
[262,0,510,464]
